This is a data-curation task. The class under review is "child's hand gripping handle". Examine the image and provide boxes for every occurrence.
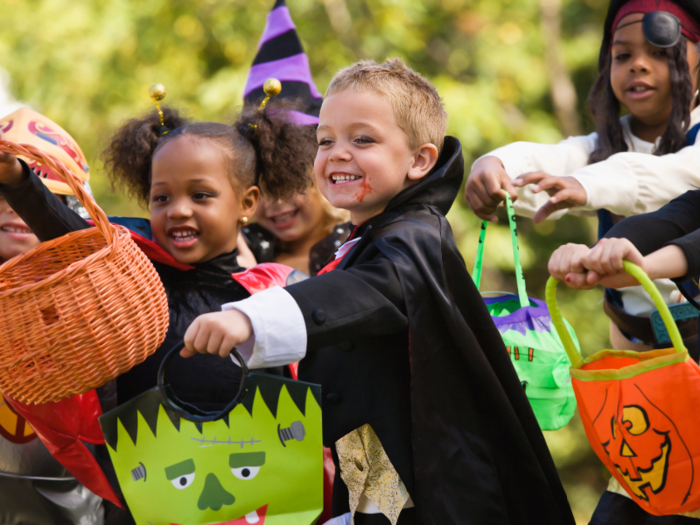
[0,140,113,245]
[157,341,249,423]
[546,261,687,368]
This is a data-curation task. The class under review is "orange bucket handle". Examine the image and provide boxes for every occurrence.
[0,140,113,245]
[546,261,686,367]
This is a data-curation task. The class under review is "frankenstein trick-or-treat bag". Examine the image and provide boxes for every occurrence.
[99,343,323,525]
[548,262,700,516]
[473,195,578,430]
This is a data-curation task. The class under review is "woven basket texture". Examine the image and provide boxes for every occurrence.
[0,140,169,404]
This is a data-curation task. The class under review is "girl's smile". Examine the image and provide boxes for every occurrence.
[167,225,201,249]
[150,136,258,265]
[267,207,299,229]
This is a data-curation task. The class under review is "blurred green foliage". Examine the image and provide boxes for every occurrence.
[1,0,617,521]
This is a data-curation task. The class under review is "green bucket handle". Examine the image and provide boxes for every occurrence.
[545,261,686,367]
[473,193,529,309]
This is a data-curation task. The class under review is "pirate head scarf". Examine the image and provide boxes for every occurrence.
[599,0,700,70]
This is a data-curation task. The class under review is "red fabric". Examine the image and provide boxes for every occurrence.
[230,262,296,294]
[317,256,343,276]
[612,0,700,43]
[317,225,359,276]
[4,392,122,507]
[319,447,337,524]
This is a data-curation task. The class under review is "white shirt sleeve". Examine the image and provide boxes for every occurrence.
[221,286,307,369]
[570,144,700,216]
[474,133,597,219]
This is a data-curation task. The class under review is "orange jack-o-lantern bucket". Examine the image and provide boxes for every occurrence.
[547,262,700,516]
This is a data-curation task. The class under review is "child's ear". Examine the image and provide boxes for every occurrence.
[407,144,439,181]
[239,185,261,221]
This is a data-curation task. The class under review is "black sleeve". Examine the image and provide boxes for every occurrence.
[284,255,408,351]
[603,190,700,280]
[0,160,90,242]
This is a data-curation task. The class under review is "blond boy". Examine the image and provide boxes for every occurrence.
[183,59,573,525]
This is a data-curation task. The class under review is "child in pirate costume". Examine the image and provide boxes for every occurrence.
[465,0,700,355]
[183,59,574,525]
[0,108,103,524]
[240,0,351,276]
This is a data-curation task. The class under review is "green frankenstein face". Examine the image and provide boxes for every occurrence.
[100,374,323,525]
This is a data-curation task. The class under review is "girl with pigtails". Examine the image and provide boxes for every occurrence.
[0,93,316,523]
[465,0,700,353]
[239,0,352,277]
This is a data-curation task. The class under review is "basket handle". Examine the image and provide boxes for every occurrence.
[545,260,686,367]
[473,193,529,308]
[157,341,249,423]
[0,140,113,245]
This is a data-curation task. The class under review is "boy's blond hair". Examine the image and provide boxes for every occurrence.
[325,58,448,152]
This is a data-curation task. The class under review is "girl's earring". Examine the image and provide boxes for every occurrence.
[240,216,249,226]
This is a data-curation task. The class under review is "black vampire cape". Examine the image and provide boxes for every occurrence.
[285,137,574,524]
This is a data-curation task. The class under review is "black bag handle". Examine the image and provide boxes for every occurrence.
[157,341,249,423]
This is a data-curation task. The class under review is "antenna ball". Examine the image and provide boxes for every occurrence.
[263,78,282,97]
[149,83,167,101]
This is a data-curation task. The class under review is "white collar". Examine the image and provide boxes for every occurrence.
[334,237,361,260]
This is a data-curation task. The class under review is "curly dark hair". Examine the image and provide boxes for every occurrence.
[102,100,316,208]
[234,99,317,200]
[588,35,692,164]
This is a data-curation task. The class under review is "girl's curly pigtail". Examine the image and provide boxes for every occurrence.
[102,107,190,208]
[234,100,317,201]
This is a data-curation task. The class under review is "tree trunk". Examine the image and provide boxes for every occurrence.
[540,0,581,137]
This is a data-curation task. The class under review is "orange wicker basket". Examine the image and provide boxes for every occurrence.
[0,140,169,404]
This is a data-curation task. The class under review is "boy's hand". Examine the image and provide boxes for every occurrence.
[548,243,595,289]
[465,156,518,222]
[182,310,253,359]
[512,173,586,223]
[0,132,24,187]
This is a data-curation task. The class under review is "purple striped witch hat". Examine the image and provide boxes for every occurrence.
[244,0,322,125]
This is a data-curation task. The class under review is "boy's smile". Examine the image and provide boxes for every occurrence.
[315,89,438,225]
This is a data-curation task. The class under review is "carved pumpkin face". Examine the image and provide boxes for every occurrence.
[593,385,693,508]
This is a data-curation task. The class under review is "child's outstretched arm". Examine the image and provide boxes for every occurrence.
[551,189,700,289]
[182,257,408,367]
[552,239,687,290]
[0,144,89,241]
[531,144,700,219]
[465,134,596,221]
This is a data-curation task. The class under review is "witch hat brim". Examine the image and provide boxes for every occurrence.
[243,0,322,125]
[599,0,700,70]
